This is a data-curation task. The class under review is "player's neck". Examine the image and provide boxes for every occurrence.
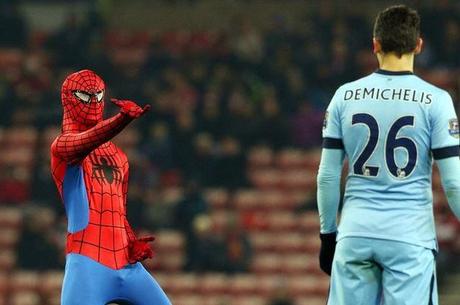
[377,52,414,72]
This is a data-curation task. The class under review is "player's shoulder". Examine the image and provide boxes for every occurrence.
[412,74,452,102]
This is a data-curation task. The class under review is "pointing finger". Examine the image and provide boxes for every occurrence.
[110,98,123,107]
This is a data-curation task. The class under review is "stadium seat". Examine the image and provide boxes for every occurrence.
[259,190,287,210]
[10,291,40,305]
[204,188,229,210]
[0,148,34,168]
[249,169,282,190]
[231,295,265,305]
[247,146,274,168]
[303,233,321,254]
[233,189,261,211]
[0,250,15,271]
[0,208,22,228]
[279,169,316,191]
[151,251,184,272]
[155,230,184,253]
[162,187,184,204]
[169,294,202,305]
[0,49,23,72]
[303,149,322,171]
[0,228,19,249]
[110,48,148,66]
[254,275,283,296]
[273,232,309,253]
[251,254,282,274]
[165,273,198,294]
[228,274,258,295]
[209,210,229,231]
[296,296,331,305]
[42,126,60,147]
[0,273,7,294]
[198,273,228,294]
[287,275,319,297]
[38,271,64,295]
[10,271,40,292]
[264,212,298,232]
[279,191,306,210]
[297,211,320,231]
[250,232,275,253]
[44,294,60,305]
[282,254,315,275]
[276,149,308,169]
[2,127,37,147]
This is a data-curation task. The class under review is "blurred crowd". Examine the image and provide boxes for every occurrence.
[0,0,459,283]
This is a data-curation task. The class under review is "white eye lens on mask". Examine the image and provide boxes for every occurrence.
[96,90,104,102]
[73,91,91,103]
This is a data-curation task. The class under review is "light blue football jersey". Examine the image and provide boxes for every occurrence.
[323,69,460,250]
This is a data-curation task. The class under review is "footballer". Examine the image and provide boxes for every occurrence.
[317,5,460,305]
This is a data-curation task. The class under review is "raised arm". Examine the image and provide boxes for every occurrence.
[51,99,150,164]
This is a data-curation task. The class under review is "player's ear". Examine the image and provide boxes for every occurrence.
[372,38,381,54]
[414,37,423,55]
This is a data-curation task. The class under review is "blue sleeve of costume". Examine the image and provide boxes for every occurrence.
[436,157,460,219]
[317,148,345,234]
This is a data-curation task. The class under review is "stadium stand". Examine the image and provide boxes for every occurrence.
[0,1,459,305]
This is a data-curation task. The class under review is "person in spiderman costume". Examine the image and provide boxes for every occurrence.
[51,69,171,305]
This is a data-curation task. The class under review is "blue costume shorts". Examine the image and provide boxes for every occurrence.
[328,237,437,305]
[61,254,171,305]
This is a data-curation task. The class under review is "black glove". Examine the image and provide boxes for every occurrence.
[319,232,337,276]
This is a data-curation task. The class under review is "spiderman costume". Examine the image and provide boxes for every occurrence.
[51,70,171,305]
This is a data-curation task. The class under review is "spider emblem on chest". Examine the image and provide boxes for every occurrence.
[91,155,122,185]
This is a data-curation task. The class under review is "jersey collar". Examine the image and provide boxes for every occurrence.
[375,69,414,76]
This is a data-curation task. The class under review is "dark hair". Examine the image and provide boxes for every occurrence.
[373,5,420,57]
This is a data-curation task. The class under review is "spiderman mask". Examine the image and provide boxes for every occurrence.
[61,69,105,131]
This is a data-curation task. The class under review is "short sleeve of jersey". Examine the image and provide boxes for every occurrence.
[322,88,344,149]
[430,91,460,160]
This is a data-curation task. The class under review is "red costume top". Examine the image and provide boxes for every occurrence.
[51,69,152,270]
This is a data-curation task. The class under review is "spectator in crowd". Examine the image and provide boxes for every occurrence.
[290,102,324,148]
[0,0,458,277]
[46,14,90,67]
[258,89,289,149]
[222,212,252,273]
[214,137,247,189]
[125,183,148,230]
[186,214,227,272]
[142,188,177,230]
[188,133,217,186]
[174,180,210,269]
[173,109,196,172]
[142,122,175,170]
[17,207,63,270]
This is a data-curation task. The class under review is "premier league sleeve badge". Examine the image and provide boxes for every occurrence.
[449,118,459,139]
